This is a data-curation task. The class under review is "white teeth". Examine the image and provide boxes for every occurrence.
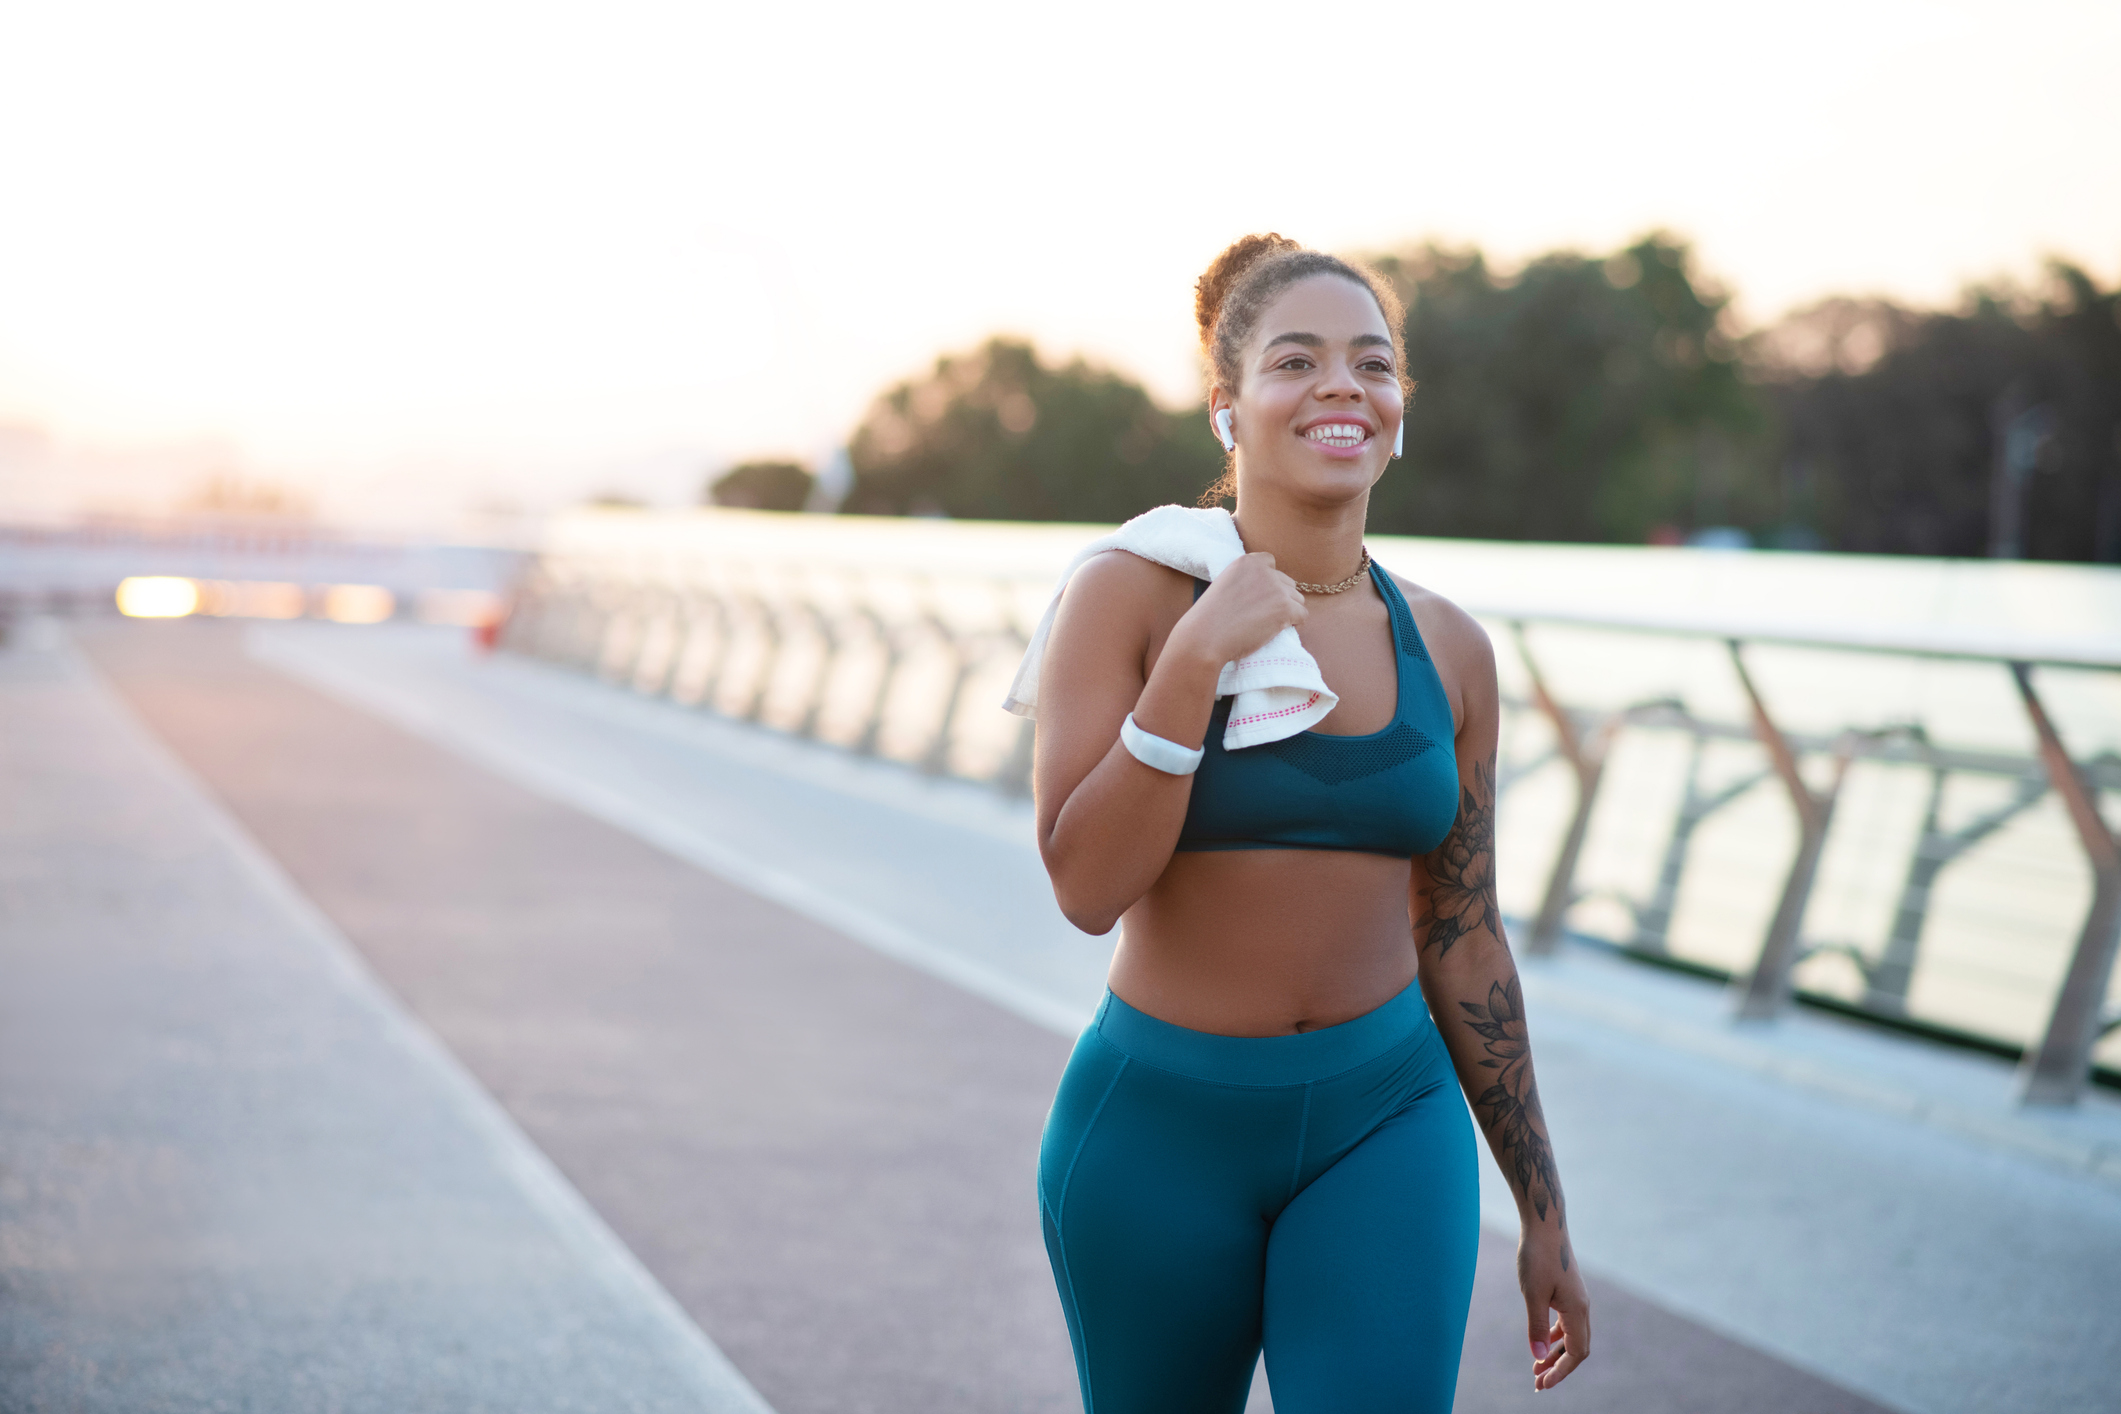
[1305,423,1366,444]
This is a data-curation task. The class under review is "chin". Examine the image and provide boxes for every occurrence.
[1288,458,1383,504]
[1242,452,1385,508]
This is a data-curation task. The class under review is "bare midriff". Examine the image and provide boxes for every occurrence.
[1106,847,1418,1037]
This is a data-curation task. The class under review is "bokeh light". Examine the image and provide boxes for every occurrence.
[321,585,396,624]
[114,576,200,618]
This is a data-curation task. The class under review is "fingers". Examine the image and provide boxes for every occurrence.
[1533,1301,1591,1391]
[1536,1343,1586,1391]
[1194,554,1308,650]
[1525,1299,1550,1364]
[1529,1310,1563,1376]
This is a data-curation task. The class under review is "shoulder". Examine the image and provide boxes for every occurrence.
[1388,570,1498,739]
[1046,549,1195,665]
[1068,546,1194,598]
[1056,549,1194,628]
[1387,571,1495,674]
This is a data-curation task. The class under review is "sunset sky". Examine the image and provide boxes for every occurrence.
[1,0,2115,527]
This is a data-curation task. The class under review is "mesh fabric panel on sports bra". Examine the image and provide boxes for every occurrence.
[1387,584,1428,662]
[1258,722,1440,785]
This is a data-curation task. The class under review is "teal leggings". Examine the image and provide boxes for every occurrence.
[1038,981,1479,1413]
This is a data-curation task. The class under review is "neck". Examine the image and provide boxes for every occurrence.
[1230,488,1370,587]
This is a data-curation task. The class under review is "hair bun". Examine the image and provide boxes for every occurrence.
[1194,233,1303,350]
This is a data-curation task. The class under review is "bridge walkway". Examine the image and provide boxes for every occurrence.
[8,616,2117,1412]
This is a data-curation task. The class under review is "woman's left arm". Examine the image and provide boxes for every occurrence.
[1408,610,1590,1394]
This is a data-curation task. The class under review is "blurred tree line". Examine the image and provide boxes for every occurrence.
[703,238,2119,561]
[1370,234,1769,545]
[709,459,814,511]
[835,339,1223,520]
[1750,269,2121,560]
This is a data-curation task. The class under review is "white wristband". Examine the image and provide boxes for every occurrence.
[1120,712,1205,776]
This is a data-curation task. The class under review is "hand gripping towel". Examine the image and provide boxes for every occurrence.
[1001,505,1338,749]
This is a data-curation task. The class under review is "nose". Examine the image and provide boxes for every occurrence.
[1315,354,1365,402]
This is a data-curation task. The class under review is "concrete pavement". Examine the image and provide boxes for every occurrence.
[0,623,768,1413]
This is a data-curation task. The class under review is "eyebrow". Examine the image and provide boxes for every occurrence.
[1263,331,1394,352]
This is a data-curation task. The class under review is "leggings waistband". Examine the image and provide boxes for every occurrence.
[1092,978,1434,1087]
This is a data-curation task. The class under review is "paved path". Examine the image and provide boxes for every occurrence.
[0,625,768,1412]
[76,618,1895,1414]
[248,621,2121,1414]
[17,616,2120,1411]
[78,618,1092,1414]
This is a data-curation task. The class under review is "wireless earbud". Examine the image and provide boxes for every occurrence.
[1213,408,1235,451]
[1393,420,1404,459]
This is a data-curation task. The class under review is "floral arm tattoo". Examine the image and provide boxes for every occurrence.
[1461,976,1566,1232]
[1421,757,1570,1247]
[1416,758,1501,959]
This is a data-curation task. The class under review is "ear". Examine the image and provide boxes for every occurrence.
[1208,390,1236,452]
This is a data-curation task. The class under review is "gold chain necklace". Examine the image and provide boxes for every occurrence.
[1292,547,1372,595]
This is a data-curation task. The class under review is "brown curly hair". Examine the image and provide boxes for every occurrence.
[1193,234,1410,505]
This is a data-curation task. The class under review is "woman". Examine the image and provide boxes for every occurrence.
[1030,234,1588,1412]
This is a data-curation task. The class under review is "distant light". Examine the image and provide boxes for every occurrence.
[116,577,199,618]
[193,580,237,616]
[416,588,504,627]
[322,584,396,624]
[235,582,309,619]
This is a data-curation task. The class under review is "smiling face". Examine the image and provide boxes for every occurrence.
[1213,273,1403,509]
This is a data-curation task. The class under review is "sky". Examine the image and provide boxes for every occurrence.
[0,0,2115,528]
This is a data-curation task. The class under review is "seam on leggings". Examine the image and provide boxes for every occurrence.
[1055,1055,1129,1414]
[1058,1054,1130,1222]
[1042,1197,1094,1414]
[1382,1022,1460,1123]
[1288,1081,1314,1203]
[1055,1231,1093,1414]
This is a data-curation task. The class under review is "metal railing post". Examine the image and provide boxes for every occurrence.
[1633,732,1768,954]
[990,607,1035,797]
[654,590,711,702]
[2012,662,2121,1107]
[578,584,620,672]
[684,590,734,712]
[1868,765,2045,1013]
[624,588,675,693]
[854,608,904,758]
[1513,624,1622,957]
[920,614,979,776]
[794,600,842,741]
[1730,641,1856,1022]
[594,585,646,683]
[742,595,785,724]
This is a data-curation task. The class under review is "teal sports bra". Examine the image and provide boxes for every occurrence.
[1175,561,1459,859]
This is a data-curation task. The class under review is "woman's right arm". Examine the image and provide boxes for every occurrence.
[1034,549,1304,934]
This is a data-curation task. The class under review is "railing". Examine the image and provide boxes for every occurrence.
[1491,609,2121,1106]
[502,547,2121,1107]
[502,558,1041,791]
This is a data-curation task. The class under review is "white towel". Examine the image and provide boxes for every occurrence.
[1002,504,1339,749]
